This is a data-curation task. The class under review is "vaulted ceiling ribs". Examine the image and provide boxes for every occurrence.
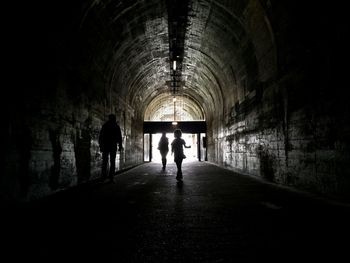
[166,0,190,95]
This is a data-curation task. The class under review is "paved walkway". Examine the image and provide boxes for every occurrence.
[2,161,350,262]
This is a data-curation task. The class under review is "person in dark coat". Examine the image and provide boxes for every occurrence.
[171,129,190,181]
[98,114,123,182]
[158,132,169,170]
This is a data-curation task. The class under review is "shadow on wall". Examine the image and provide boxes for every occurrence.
[257,144,275,182]
[74,117,92,184]
[18,124,32,198]
[48,129,62,190]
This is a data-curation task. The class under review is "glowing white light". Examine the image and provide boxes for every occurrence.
[173,60,177,70]
[172,121,178,125]
[173,97,177,102]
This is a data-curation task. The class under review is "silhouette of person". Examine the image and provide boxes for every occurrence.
[98,114,123,182]
[171,129,191,181]
[158,132,169,170]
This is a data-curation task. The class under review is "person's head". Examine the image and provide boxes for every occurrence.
[174,129,182,138]
[162,132,166,137]
[108,114,116,122]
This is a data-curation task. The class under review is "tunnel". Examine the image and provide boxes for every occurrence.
[2,0,350,261]
[3,0,349,203]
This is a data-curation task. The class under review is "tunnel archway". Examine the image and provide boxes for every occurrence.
[4,0,349,202]
[144,93,205,121]
[143,92,207,163]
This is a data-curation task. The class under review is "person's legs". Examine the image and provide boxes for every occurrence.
[175,159,183,180]
[109,150,117,181]
[161,157,165,169]
[161,152,167,169]
[101,151,109,179]
[165,151,168,167]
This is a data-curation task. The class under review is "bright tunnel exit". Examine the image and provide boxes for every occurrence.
[143,92,207,163]
[152,133,197,163]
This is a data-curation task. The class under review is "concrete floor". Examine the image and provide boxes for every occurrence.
[2,161,350,262]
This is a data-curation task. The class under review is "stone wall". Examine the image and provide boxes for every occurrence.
[2,84,143,203]
[204,1,350,200]
[218,77,350,199]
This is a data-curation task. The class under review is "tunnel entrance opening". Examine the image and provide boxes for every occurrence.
[151,133,197,163]
[143,121,207,162]
[143,89,207,163]
[143,131,206,163]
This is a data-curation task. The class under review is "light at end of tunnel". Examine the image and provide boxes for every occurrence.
[173,60,177,71]
[172,121,178,125]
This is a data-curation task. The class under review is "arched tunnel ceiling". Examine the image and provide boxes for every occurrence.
[80,0,276,122]
[144,93,205,121]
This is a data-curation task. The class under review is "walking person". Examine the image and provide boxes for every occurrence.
[171,129,191,181]
[158,132,169,170]
[98,114,123,182]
